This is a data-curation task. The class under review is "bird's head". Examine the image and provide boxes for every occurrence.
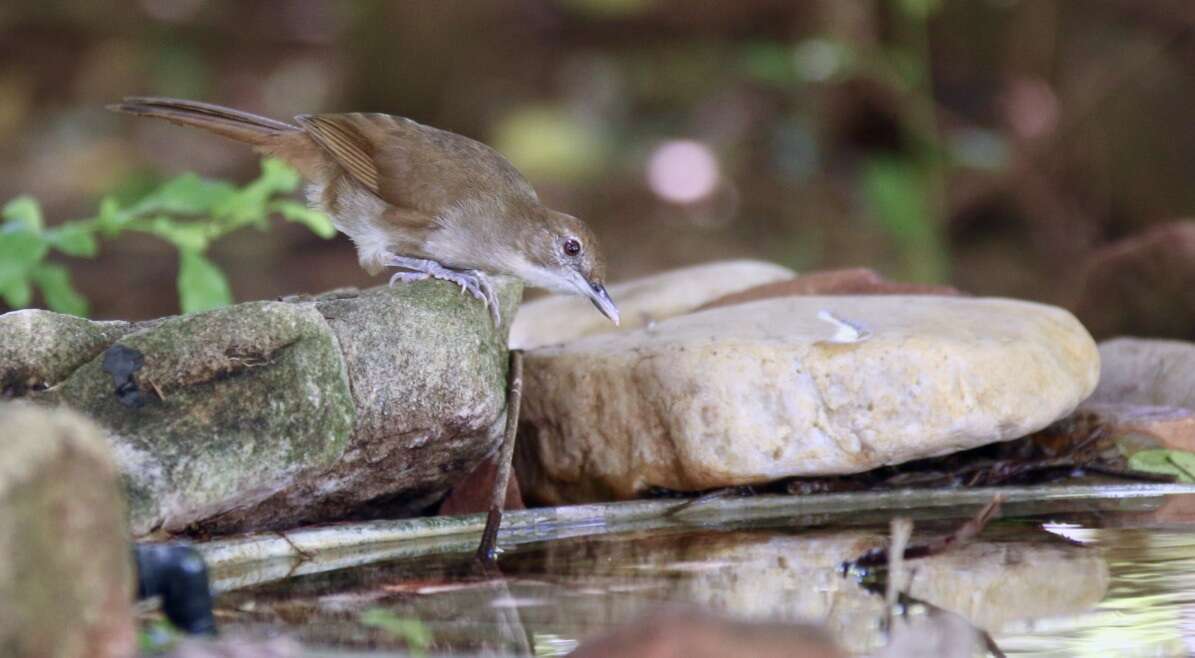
[514,209,619,325]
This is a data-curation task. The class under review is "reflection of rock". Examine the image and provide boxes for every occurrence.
[0,403,134,658]
[906,541,1110,632]
[215,526,1108,656]
[529,529,1108,654]
[510,259,794,349]
[567,609,844,658]
[517,295,1099,503]
[0,280,520,536]
[1091,338,1195,412]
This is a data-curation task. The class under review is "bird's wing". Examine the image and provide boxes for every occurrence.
[294,113,382,193]
[296,112,538,218]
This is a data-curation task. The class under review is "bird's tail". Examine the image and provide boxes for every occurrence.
[108,97,300,146]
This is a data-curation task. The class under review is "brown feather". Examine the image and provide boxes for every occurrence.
[108,97,326,179]
[294,114,383,193]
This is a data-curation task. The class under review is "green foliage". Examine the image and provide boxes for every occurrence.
[785,0,984,283]
[1128,449,1195,483]
[359,608,433,656]
[861,157,948,282]
[0,158,335,317]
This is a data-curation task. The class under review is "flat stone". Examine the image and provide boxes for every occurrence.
[698,268,960,312]
[1078,402,1195,453]
[0,403,134,658]
[1,278,521,536]
[1090,337,1195,412]
[510,259,794,349]
[516,296,1099,503]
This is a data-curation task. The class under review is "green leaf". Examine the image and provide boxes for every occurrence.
[127,173,236,217]
[45,223,99,257]
[2,196,44,232]
[96,196,128,234]
[216,158,302,227]
[177,250,232,313]
[270,200,336,238]
[1128,449,1195,483]
[739,41,795,86]
[359,609,432,656]
[30,264,88,316]
[0,277,32,308]
[148,217,211,252]
[860,156,946,282]
[0,227,49,290]
[896,0,941,19]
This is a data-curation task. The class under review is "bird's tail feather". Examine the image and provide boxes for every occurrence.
[108,96,299,146]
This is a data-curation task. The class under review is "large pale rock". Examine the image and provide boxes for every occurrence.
[1,279,520,536]
[516,296,1099,503]
[0,403,135,658]
[1090,338,1195,411]
[509,259,794,349]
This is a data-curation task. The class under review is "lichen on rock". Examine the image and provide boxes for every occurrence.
[0,277,521,536]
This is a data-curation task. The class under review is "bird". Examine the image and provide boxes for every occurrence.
[108,97,619,326]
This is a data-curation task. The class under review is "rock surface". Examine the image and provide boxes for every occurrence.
[516,295,1099,502]
[698,267,960,311]
[1090,338,1195,412]
[0,403,134,658]
[1079,402,1195,454]
[1,279,521,535]
[509,259,794,349]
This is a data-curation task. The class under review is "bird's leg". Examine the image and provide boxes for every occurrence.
[384,255,502,325]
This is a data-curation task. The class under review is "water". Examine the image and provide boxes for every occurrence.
[206,487,1195,656]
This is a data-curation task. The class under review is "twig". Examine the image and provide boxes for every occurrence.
[849,495,1004,569]
[885,517,914,632]
[475,349,524,565]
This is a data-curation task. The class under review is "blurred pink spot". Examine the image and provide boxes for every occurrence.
[647,140,719,203]
[1004,77,1059,140]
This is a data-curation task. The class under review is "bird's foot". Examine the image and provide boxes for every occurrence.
[385,256,501,325]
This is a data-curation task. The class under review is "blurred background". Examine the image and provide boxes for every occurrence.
[1,0,1193,337]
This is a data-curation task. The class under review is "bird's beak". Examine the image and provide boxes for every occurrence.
[586,281,620,325]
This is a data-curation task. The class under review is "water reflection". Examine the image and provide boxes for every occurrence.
[217,520,1114,656]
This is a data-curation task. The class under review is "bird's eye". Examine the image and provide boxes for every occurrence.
[563,238,582,257]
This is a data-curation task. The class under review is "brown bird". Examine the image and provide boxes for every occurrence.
[108,97,619,325]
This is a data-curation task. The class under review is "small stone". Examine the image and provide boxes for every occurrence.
[0,403,135,658]
[516,296,1098,503]
[1078,402,1195,453]
[698,267,960,311]
[1090,337,1195,412]
[510,259,794,349]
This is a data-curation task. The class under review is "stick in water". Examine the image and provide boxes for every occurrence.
[475,349,524,565]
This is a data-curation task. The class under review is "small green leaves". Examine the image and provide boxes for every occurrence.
[1,158,333,317]
[45,223,99,257]
[30,264,88,317]
[178,249,233,314]
[3,196,45,231]
[127,173,237,217]
[359,609,432,656]
[271,199,336,238]
[1128,449,1195,483]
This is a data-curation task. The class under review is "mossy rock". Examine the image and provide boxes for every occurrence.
[0,278,521,536]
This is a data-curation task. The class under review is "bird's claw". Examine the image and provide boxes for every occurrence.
[385,257,501,325]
